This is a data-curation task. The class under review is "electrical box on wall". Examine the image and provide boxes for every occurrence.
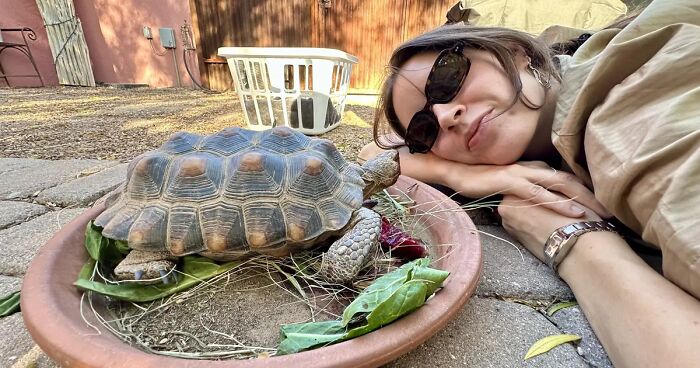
[159,28,176,49]
[142,26,152,39]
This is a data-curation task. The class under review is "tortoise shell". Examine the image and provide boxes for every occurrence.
[95,126,365,260]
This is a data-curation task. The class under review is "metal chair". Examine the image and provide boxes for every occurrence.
[0,27,45,87]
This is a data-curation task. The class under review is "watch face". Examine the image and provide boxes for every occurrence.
[561,224,581,235]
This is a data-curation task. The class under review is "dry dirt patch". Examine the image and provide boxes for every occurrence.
[0,87,375,162]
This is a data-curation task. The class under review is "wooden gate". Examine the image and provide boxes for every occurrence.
[35,0,95,86]
[189,0,455,92]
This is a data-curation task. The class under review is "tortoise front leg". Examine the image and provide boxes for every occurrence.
[114,250,177,284]
[318,207,381,283]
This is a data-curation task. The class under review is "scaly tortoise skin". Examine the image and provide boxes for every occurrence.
[95,126,400,283]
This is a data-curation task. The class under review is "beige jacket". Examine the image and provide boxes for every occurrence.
[552,0,700,298]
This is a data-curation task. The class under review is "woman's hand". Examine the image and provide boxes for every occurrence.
[359,141,611,218]
[497,194,602,261]
[496,161,612,218]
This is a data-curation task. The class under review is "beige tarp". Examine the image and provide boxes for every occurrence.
[459,0,628,34]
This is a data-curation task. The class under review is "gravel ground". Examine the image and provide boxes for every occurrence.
[0,87,376,162]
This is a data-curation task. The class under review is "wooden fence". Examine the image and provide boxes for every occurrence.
[188,0,455,92]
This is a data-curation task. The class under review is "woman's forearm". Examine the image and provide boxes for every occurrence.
[358,141,606,216]
[359,142,452,186]
[558,232,700,368]
[359,142,502,196]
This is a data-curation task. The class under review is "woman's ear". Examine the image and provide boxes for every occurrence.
[509,45,531,70]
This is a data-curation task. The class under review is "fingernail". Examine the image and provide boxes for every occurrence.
[571,205,585,215]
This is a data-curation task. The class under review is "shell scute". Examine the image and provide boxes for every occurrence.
[199,127,254,156]
[242,203,286,249]
[223,151,285,201]
[282,201,324,242]
[199,203,247,252]
[127,205,168,251]
[256,126,310,154]
[164,153,223,201]
[286,154,342,201]
[125,153,170,200]
[160,132,202,154]
[308,138,349,171]
[167,205,204,255]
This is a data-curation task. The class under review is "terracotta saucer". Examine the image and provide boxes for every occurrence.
[21,175,482,368]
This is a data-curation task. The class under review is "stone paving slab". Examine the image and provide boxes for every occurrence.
[0,208,86,276]
[548,306,612,368]
[0,313,37,367]
[476,225,574,300]
[0,201,47,230]
[389,297,588,368]
[0,158,117,200]
[0,275,22,297]
[0,277,58,368]
[36,163,128,206]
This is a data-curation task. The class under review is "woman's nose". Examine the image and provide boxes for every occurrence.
[432,103,466,131]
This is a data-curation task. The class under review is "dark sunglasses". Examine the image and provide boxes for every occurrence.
[404,42,471,154]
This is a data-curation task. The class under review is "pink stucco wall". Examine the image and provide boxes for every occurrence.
[0,0,201,88]
[0,0,58,87]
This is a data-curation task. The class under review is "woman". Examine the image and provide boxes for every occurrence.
[359,0,700,366]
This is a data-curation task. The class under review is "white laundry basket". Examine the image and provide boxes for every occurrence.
[218,47,358,135]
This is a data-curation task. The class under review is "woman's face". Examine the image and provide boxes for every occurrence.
[392,48,546,165]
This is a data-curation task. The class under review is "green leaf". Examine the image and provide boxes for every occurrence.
[0,291,21,318]
[84,221,128,269]
[277,257,449,355]
[412,264,450,296]
[546,301,578,316]
[341,260,414,325]
[345,281,428,339]
[524,334,582,360]
[77,221,243,302]
[341,258,447,326]
[277,320,347,355]
[75,255,242,302]
[78,258,97,280]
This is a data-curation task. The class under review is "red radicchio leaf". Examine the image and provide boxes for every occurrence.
[379,217,428,260]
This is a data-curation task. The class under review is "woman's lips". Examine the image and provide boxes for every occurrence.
[465,109,493,151]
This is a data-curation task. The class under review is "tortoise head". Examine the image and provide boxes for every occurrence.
[359,149,400,198]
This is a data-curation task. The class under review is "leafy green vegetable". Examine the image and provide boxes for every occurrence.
[524,334,582,360]
[0,291,21,318]
[84,221,129,268]
[278,320,347,354]
[75,255,242,302]
[75,221,241,302]
[546,301,578,316]
[277,258,449,355]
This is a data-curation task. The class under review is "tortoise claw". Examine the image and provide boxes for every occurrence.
[159,269,170,285]
[134,270,144,280]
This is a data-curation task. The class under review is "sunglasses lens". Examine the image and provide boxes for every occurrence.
[406,110,440,153]
[425,49,470,103]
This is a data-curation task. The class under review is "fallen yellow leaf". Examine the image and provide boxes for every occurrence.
[524,334,581,360]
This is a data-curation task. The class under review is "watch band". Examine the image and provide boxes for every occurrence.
[543,221,617,272]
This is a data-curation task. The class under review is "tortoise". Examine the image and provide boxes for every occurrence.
[95,126,400,284]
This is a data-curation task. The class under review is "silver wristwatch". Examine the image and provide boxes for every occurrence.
[543,221,617,272]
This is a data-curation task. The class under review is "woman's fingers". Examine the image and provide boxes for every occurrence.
[508,163,612,218]
[512,181,587,217]
[536,171,612,218]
